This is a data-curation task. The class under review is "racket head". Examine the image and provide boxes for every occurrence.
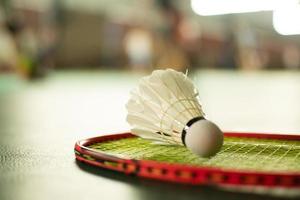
[75,132,300,190]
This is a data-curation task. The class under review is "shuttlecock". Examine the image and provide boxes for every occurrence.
[126,69,223,157]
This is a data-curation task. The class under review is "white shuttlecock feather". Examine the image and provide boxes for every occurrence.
[126,69,223,157]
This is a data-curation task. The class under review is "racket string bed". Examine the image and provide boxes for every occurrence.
[293,149,300,161]
[202,142,249,167]
[183,141,241,165]
[273,142,298,170]
[256,143,287,171]
[210,143,261,169]
[88,136,300,172]
[206,138,300,171]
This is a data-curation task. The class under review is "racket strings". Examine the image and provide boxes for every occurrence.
[208,139,300,171]
[204,142,249,165]
[206,143,261,169]
[272,142,298,170]
[89,137,300,172]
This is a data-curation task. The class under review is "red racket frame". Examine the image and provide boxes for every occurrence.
[75,132,300,188]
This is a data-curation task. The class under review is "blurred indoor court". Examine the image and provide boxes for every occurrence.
[0,0,300,200]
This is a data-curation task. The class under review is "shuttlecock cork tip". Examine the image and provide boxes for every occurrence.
[184,119,223,157]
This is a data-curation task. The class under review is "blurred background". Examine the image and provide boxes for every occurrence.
[0,0,300,75]
[0,0,300,134]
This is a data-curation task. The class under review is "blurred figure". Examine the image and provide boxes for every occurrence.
[101,21,125,68]
[154,0,189,71]
[177,17,202,70]
[218,30,238,69]
[0,7,18,72]
[2,0,63,78]
[235,21,263,70]
[283,44,300,70]
[124,28,153,70]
